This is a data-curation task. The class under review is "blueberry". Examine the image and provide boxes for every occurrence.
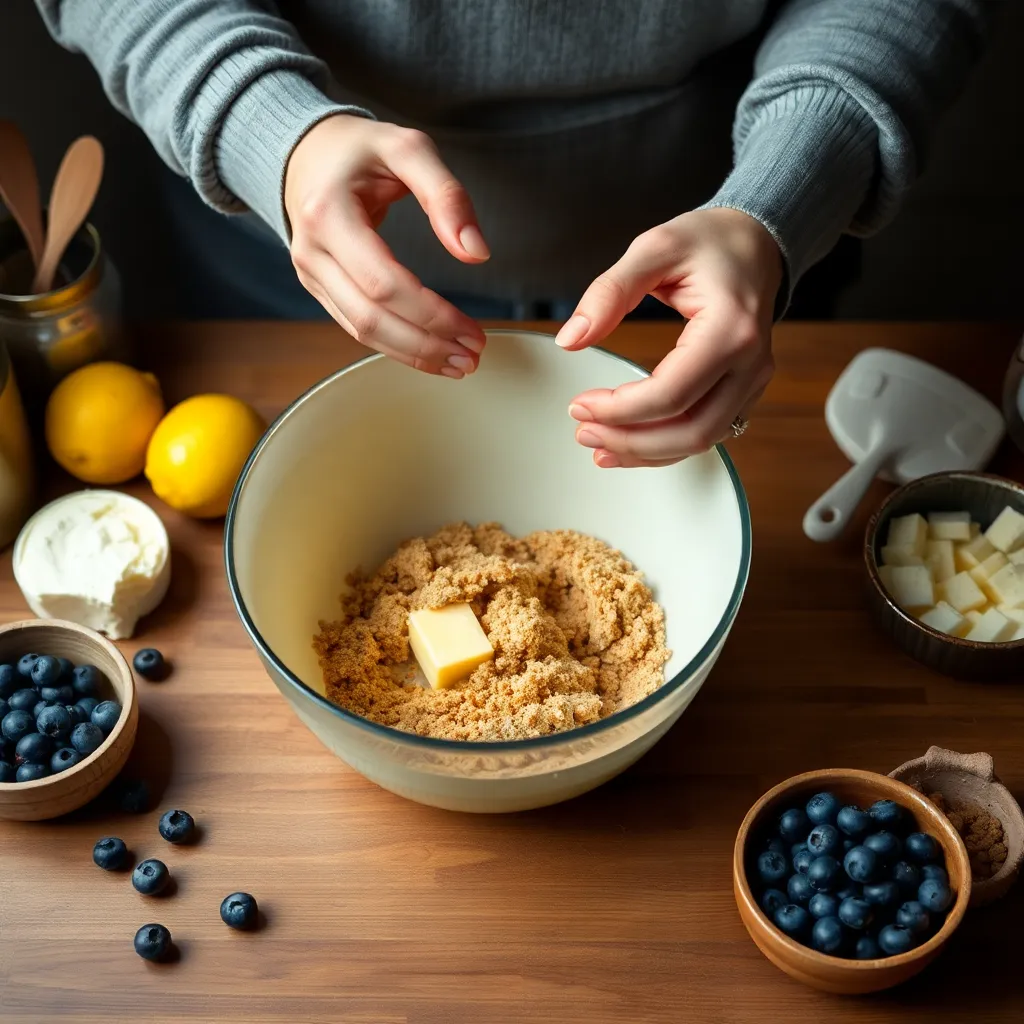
[777,807,810,843]
[773,903,811,939]
[65,704,86,725]
[0,759,17,781]
[863,880,901,910]
[878,924,916,956]
[133,648,166,680]
[838,896,874,930]
[904,832,941,865]
[835,883,861,902]
[837,805,871,839]
[896,900,931,936]
[921,864,949,886]
[808,893,840,919]
[787,872,815,905]
[75,697,99,719]
[761,888,787,916]
[57,657,75,681]
[0,699,7,721]
[765,838,787,856]
[863,831,902,863]
[39,684,74,704]
[221,891,260,932]
[8,688,39,713]
[843,845,879,883]
[918,877,953,913]
[50,747,82,773]
[70,722,104,755]
[807,855,843,892]
[16,762,49,781]
[793,848,814,874]
[842,839,855,853]
[854,935,881,960]
[90,700,122,736]
[2,709,36,744]
[757,850,789,886]
[0,664,18,698]
[16,654,40,677]
[31,655,62,687]
[33,700,52,719]
[36,704,72,740]
[15,731,52,764]
[93,836,130,871]
[132,858,170,896]
[892,861,922,895]
[72,664,102,697]
[116,778,151,813]
[805,792,839,826]
[811,915,846,955]
[806,823,842,858]
[134,923,172,962]
[158,809,196,844]
[869,799,907,833]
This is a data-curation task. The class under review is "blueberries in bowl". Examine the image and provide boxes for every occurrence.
[806,792,839,826]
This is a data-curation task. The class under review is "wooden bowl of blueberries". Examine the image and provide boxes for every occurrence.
[734,769,971,994]
[0,618,137,820]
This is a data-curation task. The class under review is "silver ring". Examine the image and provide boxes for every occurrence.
[730,415,749,438]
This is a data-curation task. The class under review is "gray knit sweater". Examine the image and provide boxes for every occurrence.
[36,0,991,302]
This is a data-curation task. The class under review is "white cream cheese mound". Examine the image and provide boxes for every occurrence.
[13,490,170,640]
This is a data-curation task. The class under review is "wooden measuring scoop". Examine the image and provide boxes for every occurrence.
[0,120,46,275]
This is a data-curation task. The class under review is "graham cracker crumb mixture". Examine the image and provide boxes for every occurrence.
[928,791,1008,881]
[312,523,669,741]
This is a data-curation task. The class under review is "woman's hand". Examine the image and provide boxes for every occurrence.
[284,114,489,378]
[556,208,782,467]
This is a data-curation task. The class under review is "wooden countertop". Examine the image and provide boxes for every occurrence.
[3,321,1024,1023]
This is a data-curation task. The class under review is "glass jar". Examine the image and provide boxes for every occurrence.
[1002,333,1024,455]
[0,342,34,549]
[0,215,128,419]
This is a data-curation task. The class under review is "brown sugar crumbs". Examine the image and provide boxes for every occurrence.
[312,523,670,741]
[928,791,1008,882]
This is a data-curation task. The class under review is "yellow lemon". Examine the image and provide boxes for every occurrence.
[45,362,165,484]
[144,394,266,518]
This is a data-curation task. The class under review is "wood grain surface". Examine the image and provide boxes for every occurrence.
[2,321,1023,1023]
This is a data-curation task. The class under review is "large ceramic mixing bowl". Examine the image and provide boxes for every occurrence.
[226,330,751,812]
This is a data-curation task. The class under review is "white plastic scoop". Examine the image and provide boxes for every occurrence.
[803,348,1005,543]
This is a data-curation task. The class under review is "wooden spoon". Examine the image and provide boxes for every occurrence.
[32,135,104,294]
[0,120,46,274]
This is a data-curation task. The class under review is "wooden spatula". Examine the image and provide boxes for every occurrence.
[0,120,46,274]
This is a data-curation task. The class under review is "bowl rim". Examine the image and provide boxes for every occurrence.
[0,618,136,791]
[734,768,972,971]
[863,470,1024,651]
[224,328,753,752]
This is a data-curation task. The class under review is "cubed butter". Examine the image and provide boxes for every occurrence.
[954,533,997,572]
[927,511,971,542]
[1008,549,1024,567]
[924,539,955,583]
[881,544,924,567]
[987,563,1024,608]
[918,600,967,637]
[985,505,1024,554]
[886,514,928,557]
[997,604,1024,626]
[938,571,987,613]
[1012,626,1024,641]
[407,603,494,689]
[971,522,982,538]
[965,607,1015,643]
[969,551,1009,602]
[889,565,934,611]
[965,609,984,626]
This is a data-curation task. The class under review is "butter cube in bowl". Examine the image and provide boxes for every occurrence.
[864,472,1024,680]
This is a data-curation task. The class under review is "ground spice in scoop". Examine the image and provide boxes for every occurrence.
[928,791,1008,881]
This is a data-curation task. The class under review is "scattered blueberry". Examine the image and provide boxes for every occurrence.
[869,799,907,833]
[57,657,74,681]
[807,855,842,892]
[878,924,916,956]
[761,888,787,916]
[51,747,82,773]
[8,688,39,713]
[793,848,814,874]
[778,807,810,843]
[220,892,260,931]
[773,904,811,939]
[806,792,840,826]
[15,731,52,764]
[921,864,949,886]
[39,684,74,705]
[836,805,871,839]
[133,648,166,680]
[158,809,196,845]
[93,836,130,871]
[757,850,789,886]
[16,762,49,781]
[896,900,931,936]
[134,923,172,962]
[843,845,879,884]
[787,872,815,905]
[838,896,874,930]
[918,877,953,913]
[75,697,99,719]
[811,915,846,955]
[36,704,72,740]
[16,654,40,677]
[808,893,840,919]
[0,664,18,698]
[90,701,122,736]
[862,880,901,910]
[892,861,922,895]
[31,655,62,687]
[807,823,842,858]
[72,664,101,697]
[0,760,15,782]
[854,935,881,960]
[116,778,151,813]
[70,722,104,755]
[904,832,941,865]
[132,859,170,896]
[2,710,36,744]
[863,831,902,863]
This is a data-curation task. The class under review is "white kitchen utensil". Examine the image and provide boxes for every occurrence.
[803,348,1005,543]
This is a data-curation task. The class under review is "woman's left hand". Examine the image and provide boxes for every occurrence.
[556,207,783,468]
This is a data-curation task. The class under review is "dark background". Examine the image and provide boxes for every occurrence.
[1,0,1022,321]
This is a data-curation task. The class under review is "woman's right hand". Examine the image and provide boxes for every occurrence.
[284,114,489,378]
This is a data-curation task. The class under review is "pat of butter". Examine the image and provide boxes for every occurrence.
[407,603,493,689]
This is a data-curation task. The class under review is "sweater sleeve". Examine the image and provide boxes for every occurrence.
[34,0,374,240]
[701,0,994,305]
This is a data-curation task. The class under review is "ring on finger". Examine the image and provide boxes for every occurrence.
[729,415,749,438]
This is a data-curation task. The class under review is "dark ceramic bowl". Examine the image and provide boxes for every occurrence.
[864,471,1024,681]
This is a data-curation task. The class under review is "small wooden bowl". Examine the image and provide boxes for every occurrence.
[864,471,1024,681]
[734,768,971,995]
[0,619,137,821]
